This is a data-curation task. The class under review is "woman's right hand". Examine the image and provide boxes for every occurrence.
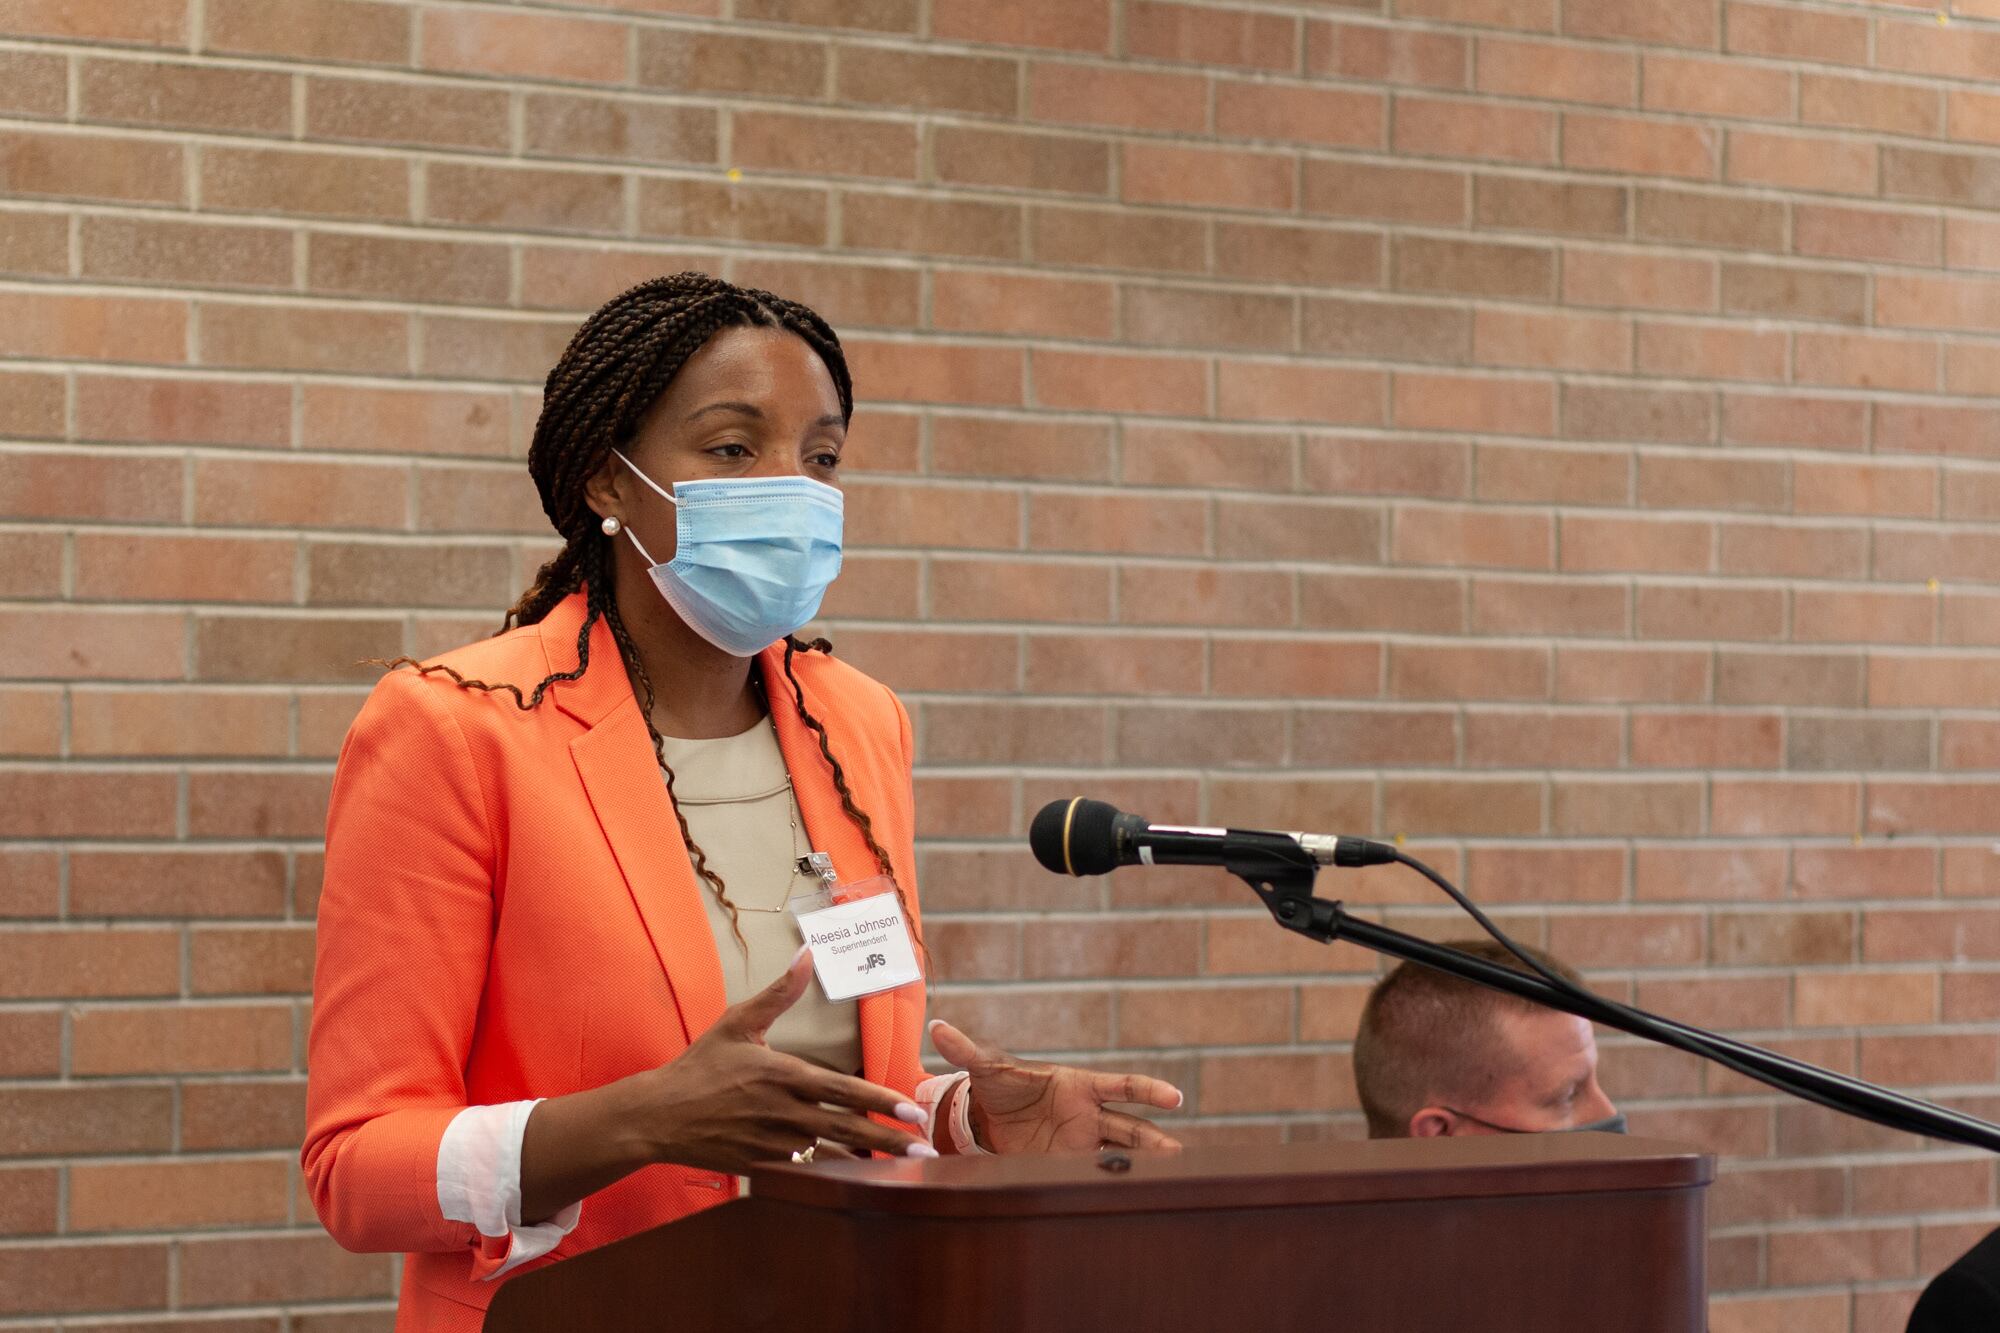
[634,947,936,1174]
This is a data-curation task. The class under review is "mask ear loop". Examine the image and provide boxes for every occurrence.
[622,525,662,567]
[610,448,677,567]
[1439,1106,1530,1134]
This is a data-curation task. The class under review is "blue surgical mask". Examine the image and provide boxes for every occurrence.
[612,450,843,657]
[1443,1106,1627,1135]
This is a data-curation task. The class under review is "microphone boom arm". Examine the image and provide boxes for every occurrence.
[1232,850,2000,1155]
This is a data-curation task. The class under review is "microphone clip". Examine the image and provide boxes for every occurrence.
[1225,838,1345,945]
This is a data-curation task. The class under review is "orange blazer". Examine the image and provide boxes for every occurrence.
[303,591,929,1330]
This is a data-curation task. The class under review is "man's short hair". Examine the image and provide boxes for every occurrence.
[1352,938,1585,1139]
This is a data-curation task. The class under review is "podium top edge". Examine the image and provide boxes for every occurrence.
[748,1135,1715,1219]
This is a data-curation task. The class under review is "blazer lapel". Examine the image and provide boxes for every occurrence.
[759,645,898,1089]
[538,599,899,1081]
[546,598,728,1049]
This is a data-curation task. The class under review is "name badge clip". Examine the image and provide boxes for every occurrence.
[790,874,922,1002]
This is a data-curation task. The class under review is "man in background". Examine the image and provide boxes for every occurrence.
[1907,1227,2000,1330]
[1352,939,1623,1139]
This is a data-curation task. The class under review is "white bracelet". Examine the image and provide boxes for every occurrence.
[949,1071,991,1155]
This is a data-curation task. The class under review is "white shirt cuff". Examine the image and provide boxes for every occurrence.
[437,1099,582,1280]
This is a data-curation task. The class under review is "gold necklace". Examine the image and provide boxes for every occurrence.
[752,771,808,913]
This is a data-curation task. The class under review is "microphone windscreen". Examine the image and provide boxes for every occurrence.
[1028,798,1126,877]
[1028,799,1075,875]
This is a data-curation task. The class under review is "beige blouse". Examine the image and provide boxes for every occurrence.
[658,717,864,1076]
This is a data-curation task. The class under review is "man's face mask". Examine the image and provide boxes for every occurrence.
[611,449,843,657]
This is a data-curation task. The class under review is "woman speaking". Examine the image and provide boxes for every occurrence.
[303,273,1182,1330]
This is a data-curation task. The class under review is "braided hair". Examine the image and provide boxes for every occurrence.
[379,272,912,950]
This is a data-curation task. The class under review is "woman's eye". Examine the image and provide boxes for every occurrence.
[810,450,842,469]
[709,442,750,459]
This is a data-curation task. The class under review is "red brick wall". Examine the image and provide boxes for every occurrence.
[4,0,2000,1325]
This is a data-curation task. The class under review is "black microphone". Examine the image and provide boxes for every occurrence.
[1028,798,1396,878]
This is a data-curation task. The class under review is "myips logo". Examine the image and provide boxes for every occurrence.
[859,953,887,974]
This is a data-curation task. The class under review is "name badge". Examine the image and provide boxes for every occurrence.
[791,875,922,1002]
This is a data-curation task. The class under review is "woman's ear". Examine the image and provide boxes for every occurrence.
[581,451,624,528]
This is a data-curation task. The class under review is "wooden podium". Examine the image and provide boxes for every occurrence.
[485,1135,1712,1332]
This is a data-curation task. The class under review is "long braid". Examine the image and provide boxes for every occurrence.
[506,544,586,632]
[371,543,600,708]
[780,635,930,972]
[602,582,746,951]
[376,271,892,953]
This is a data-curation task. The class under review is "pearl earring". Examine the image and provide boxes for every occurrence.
[601,515,621,536]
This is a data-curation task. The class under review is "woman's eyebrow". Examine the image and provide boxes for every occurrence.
[682,403,844,431]
[685,400,764,423]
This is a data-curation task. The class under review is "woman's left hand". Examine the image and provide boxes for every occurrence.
[928,1019,1184,1153]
